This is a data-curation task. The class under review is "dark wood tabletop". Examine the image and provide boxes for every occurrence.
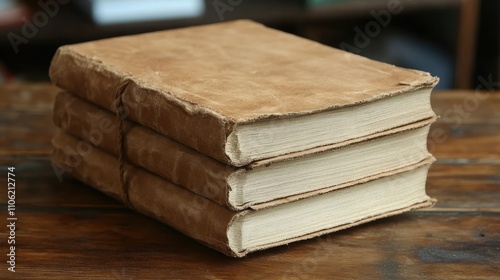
[0,83,499,279]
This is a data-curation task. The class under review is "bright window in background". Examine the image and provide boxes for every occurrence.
[75,0,205,25]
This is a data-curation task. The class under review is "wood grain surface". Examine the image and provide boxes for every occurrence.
[0,84,499,279]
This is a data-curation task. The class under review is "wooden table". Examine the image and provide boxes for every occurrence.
[0,84,499,279]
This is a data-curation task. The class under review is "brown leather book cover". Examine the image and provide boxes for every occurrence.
[53,91,435,210]
[51,131,435,257]
[49,20,438,166]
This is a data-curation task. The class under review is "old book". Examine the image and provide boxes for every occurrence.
[53,91,435,210]
[52,131,436,257]
[49,20,438,166]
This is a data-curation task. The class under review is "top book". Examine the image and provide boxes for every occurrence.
[49,20,438,166]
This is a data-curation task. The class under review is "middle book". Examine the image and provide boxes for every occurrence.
[53,91,435,211]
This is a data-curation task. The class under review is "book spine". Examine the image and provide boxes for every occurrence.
[51,132,238,257]
[52,92,235,208]
[49,47,234,164]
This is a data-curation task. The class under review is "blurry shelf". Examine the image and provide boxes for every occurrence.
[0,0,462,45]
[0,0,480,88]
[306,0,461,19]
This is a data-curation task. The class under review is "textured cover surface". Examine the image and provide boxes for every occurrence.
[53,91,234,207]
[52,131,435,257]
[53,91,435,210]
[49,20,438,164]
[51,131,237,256]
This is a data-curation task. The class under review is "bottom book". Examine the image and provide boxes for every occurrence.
[52,131,436,257]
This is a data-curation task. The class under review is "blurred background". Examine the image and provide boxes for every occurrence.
[0,0,498,90]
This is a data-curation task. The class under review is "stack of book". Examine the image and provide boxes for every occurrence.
[49,20,438,257]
